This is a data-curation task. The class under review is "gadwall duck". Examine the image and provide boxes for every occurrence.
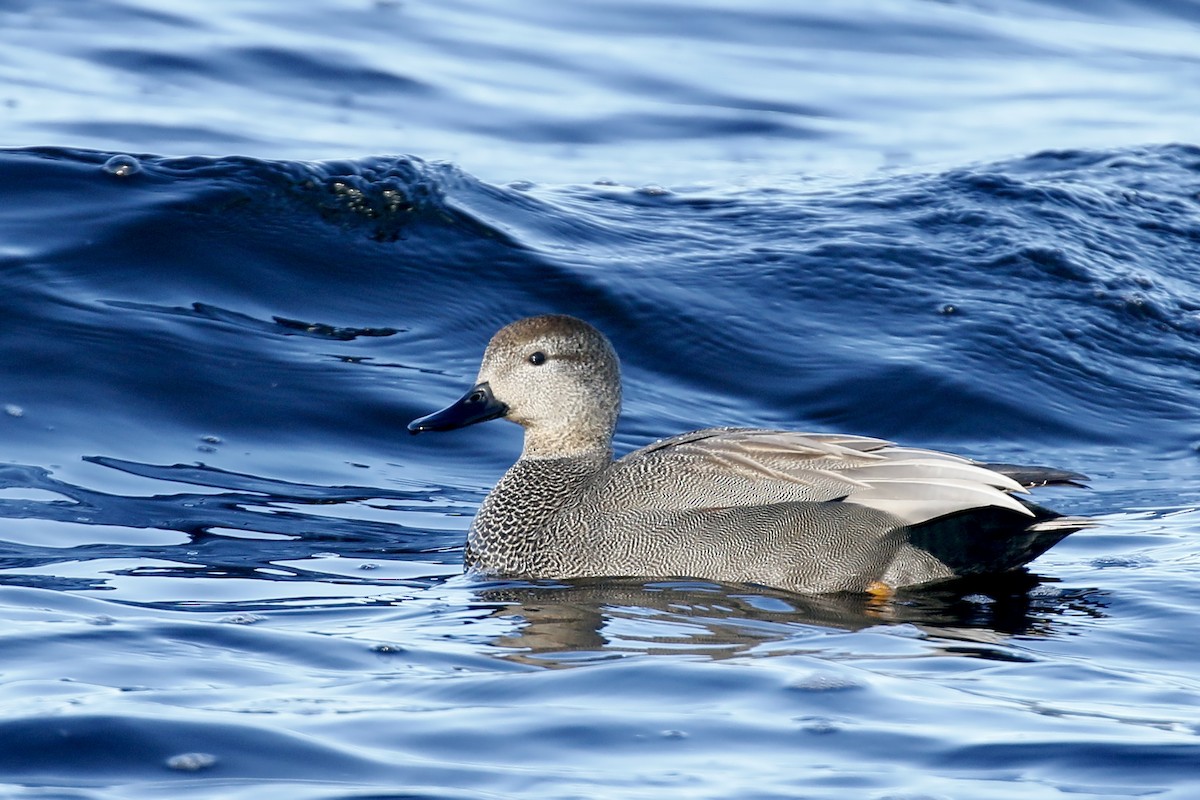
[409,315,1088,594]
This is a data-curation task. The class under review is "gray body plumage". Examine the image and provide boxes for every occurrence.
[411,315,1088,594]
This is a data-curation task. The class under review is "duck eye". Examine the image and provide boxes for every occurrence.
[528,351,547,366]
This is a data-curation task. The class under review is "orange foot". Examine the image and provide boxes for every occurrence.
[866,580,894,601]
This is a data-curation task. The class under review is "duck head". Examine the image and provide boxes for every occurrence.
[408,315,622,458]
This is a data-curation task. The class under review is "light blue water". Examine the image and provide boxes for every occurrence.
[1,2,1200,798]
[6,0,1200,182]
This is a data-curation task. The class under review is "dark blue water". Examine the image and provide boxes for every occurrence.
[2,2,1200,798]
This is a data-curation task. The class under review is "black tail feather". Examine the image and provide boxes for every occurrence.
[905,500,1089,580]
[983,462,1090,489]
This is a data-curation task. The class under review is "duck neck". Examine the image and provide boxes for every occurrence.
[518,420,616,461]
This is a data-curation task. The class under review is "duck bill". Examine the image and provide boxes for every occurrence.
[408,382,509,434]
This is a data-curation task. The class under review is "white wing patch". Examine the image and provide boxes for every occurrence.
[843,477,1034,523]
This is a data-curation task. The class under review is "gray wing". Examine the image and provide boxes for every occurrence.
[590,427,1031,526]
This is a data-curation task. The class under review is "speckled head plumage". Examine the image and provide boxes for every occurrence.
[410,314,622,458]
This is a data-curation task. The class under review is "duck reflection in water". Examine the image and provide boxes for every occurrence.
[465,573,1107,666]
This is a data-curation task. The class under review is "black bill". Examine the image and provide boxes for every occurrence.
[407,382,508,434]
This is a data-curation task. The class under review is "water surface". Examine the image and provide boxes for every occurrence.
[2,1,1200,798]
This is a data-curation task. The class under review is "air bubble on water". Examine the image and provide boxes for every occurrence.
[787,671,864,692]
[166,752,217,771]
[102,154,141,177]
